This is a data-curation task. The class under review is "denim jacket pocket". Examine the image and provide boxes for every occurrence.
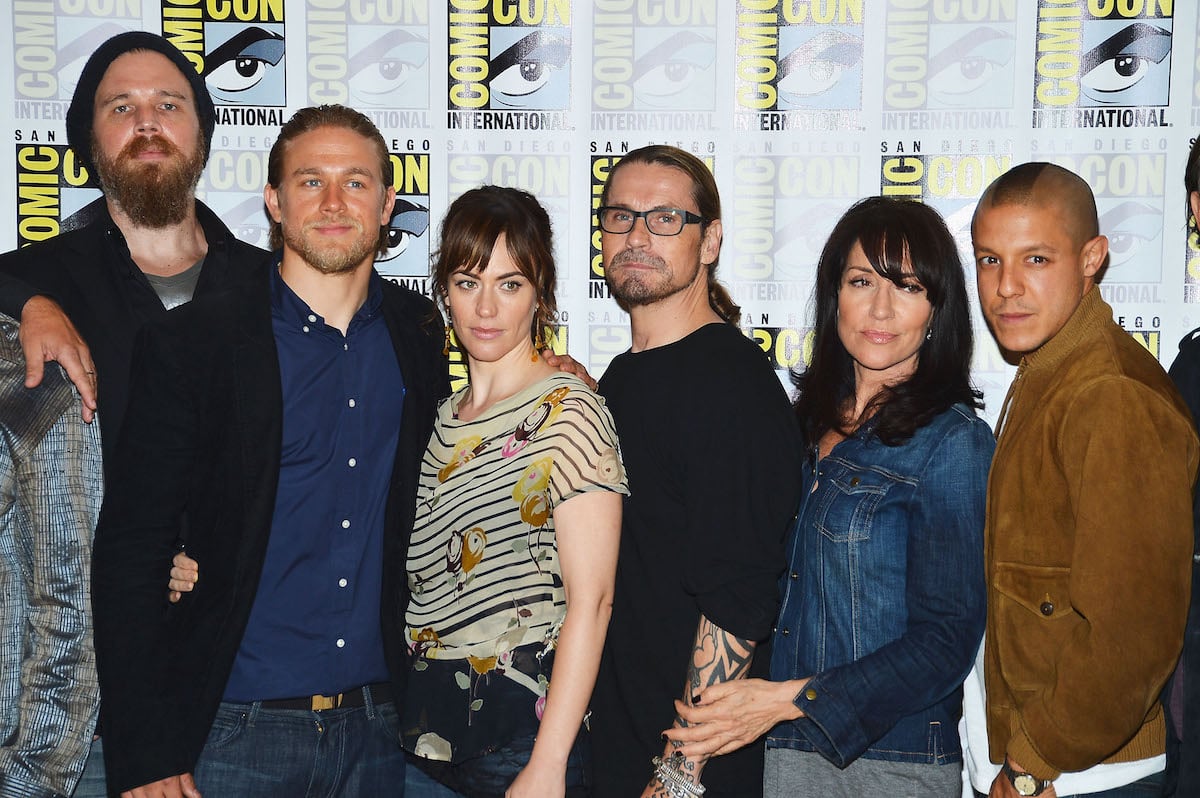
[992,562,1074,691]
[815,470,894,543]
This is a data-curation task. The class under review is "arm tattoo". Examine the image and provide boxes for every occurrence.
[687,614,756,701]
[647,613,758,792]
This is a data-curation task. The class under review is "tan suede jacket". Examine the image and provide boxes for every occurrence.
[984,288,1197,781]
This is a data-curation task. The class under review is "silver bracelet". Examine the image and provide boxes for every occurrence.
[651,755,706,798]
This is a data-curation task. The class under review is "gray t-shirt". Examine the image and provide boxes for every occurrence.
[145,258,203,310]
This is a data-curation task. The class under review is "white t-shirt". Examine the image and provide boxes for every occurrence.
[959,642,1164,797]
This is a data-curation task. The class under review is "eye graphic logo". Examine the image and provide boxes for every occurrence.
[772,201,845,281]
[1080,21,1172,107]
[775,28,862,110]
[1100,199,1162,280]
[927,26,1015,108]
[488,28,570,110]
[349,27,429,109]
[379,198,431,264]
[58,21,136,101]
[219,194,272,251]
[202,24,286,106]
[633,29,716,110]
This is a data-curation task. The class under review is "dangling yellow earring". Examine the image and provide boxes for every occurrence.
[532,327,545,362]
[443,324,452,357]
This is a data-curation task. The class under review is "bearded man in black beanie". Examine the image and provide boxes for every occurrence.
[0,31,267,798]
[0,31,267,475]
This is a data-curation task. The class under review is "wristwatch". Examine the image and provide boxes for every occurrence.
[1001,759,1051,796]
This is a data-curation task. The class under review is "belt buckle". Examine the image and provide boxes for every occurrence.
[311,694,340,711]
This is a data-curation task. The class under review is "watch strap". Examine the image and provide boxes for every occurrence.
[1001,759,1051,796]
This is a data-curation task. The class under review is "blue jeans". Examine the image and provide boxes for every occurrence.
[193,693,405,797]
[70,737,107,798]
[404,733,590,798]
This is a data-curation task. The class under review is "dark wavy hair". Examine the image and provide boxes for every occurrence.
[432,185,557,337]
[792,197,981,446]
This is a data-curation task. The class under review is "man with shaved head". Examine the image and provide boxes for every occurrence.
[962,162,1196,797]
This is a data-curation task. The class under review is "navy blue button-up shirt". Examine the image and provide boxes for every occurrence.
[224,262,404,701]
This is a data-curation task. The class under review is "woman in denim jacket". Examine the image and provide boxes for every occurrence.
[665,197,993,797]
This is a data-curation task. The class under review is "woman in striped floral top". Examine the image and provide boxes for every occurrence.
[401,186,627,798]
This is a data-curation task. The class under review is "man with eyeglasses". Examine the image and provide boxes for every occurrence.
[588,145,802,797]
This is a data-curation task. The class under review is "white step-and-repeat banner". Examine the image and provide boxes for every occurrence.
[2,0,1194,421]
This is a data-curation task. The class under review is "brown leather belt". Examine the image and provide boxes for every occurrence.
[258,682,391,711]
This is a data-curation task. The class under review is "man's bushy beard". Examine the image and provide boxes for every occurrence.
[92,135,205,228]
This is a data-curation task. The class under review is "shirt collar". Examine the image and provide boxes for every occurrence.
[1021,287,1112,375]
[269,253,385,332]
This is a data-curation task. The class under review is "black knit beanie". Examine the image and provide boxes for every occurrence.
[66,31,216,173]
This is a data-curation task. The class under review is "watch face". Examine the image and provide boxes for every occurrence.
[1014,773,1039,796]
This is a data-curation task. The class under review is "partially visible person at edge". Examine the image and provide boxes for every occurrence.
[0,31,267,797]
[399,186,626,797]
[586,145,804,798]
[0,313,103,797]
[0,32,267,472]
[960,162,1195,798]
[1160,136,1200,798]
[660,197,992,797]
[93,105,447,798]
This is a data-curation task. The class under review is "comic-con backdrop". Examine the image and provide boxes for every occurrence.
[1,0,1194,422]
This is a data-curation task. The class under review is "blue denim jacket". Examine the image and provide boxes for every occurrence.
[766,403,993,767]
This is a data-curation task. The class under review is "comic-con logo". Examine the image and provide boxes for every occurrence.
[162,0,286,107]
[1118,314,1161,357]
[1194,8,1200,127]
[734,0,863,113]
[307,0,429,110]
[589,154,617,294]
[447,147,570,272]
[587,320,630,376]
[13,0,140,107]
[378,149,431,283]
[879,145,1011,256]
[593,0,718,113]
[881,0,1016,113]
[746,323,813,374]
[448,0,571,112]
[197,144,272,249]
[14,141,101,247]
[729,154,859,287]
[1054,151,1167,291]
[1033,0,1173,128]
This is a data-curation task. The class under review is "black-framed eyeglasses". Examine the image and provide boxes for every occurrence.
[596,206,705,236]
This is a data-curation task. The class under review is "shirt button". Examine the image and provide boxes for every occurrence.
[781,628,790,636]
[790,572,798,579]
[308,314,317,323]
[336,638,345,648]
[348,458,357,468]
[302,325,310,333]
[338,578,348,588]
[1040,601,1054,616]
[341,519,351,529]
[348,398,356,408]
[804,687,817,701]
[850,477,860,487]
